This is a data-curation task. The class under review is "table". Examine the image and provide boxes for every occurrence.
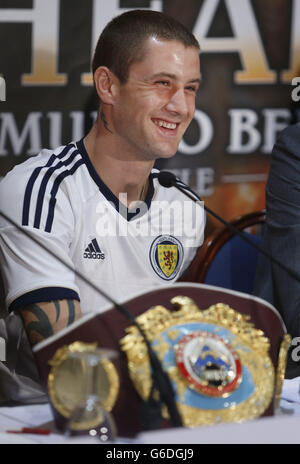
[0,377,299,444]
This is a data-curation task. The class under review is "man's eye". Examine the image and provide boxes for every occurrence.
[156,80,169,86]
[186,86,197,93]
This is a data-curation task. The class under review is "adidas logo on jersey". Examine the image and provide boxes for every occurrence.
[83,238,105,260]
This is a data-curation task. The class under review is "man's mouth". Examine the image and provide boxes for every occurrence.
[152,118,179,130]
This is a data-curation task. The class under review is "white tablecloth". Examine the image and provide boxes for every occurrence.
[0,377,299,444]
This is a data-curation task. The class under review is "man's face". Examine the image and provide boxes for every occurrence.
[111,37,200,161]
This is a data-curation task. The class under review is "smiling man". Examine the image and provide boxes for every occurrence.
[0,10,205,348]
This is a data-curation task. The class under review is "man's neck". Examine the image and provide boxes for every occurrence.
[84,123,154,207]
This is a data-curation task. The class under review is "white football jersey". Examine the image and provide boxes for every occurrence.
[0,139,205,315]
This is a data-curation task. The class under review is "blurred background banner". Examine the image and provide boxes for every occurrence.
[0,0,299,232]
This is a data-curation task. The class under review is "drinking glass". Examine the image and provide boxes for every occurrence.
[64,348,118,442]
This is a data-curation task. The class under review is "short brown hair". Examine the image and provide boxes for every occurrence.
[92,9,200,84]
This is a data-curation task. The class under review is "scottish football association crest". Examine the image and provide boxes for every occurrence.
[150,235,183,280]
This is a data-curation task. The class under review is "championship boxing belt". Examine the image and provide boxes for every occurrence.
[33,283,290,438]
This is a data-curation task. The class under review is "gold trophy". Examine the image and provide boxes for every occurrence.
[48,342,119,441]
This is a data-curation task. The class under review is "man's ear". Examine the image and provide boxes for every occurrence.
[93,66,119,105]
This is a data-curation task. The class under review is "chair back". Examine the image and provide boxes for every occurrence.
[181,210,266,294]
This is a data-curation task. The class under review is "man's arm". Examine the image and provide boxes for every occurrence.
[19,299,82,346]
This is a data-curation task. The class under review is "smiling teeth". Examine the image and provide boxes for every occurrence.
[154,120,177,129]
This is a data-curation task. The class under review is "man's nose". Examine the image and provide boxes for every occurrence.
[165,88,189,117]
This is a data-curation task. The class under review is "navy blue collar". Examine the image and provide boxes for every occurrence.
[76,138,155,221]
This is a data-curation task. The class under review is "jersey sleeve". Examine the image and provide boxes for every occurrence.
[0,159,80,313]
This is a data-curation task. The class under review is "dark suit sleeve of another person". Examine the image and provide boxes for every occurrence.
[254,122,300,341]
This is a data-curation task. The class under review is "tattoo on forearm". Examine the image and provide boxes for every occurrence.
[100,109,113,134]
[67,299,75,325]
[23,303,54,340]
[21,299,79,344]
[54,300,60,323]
